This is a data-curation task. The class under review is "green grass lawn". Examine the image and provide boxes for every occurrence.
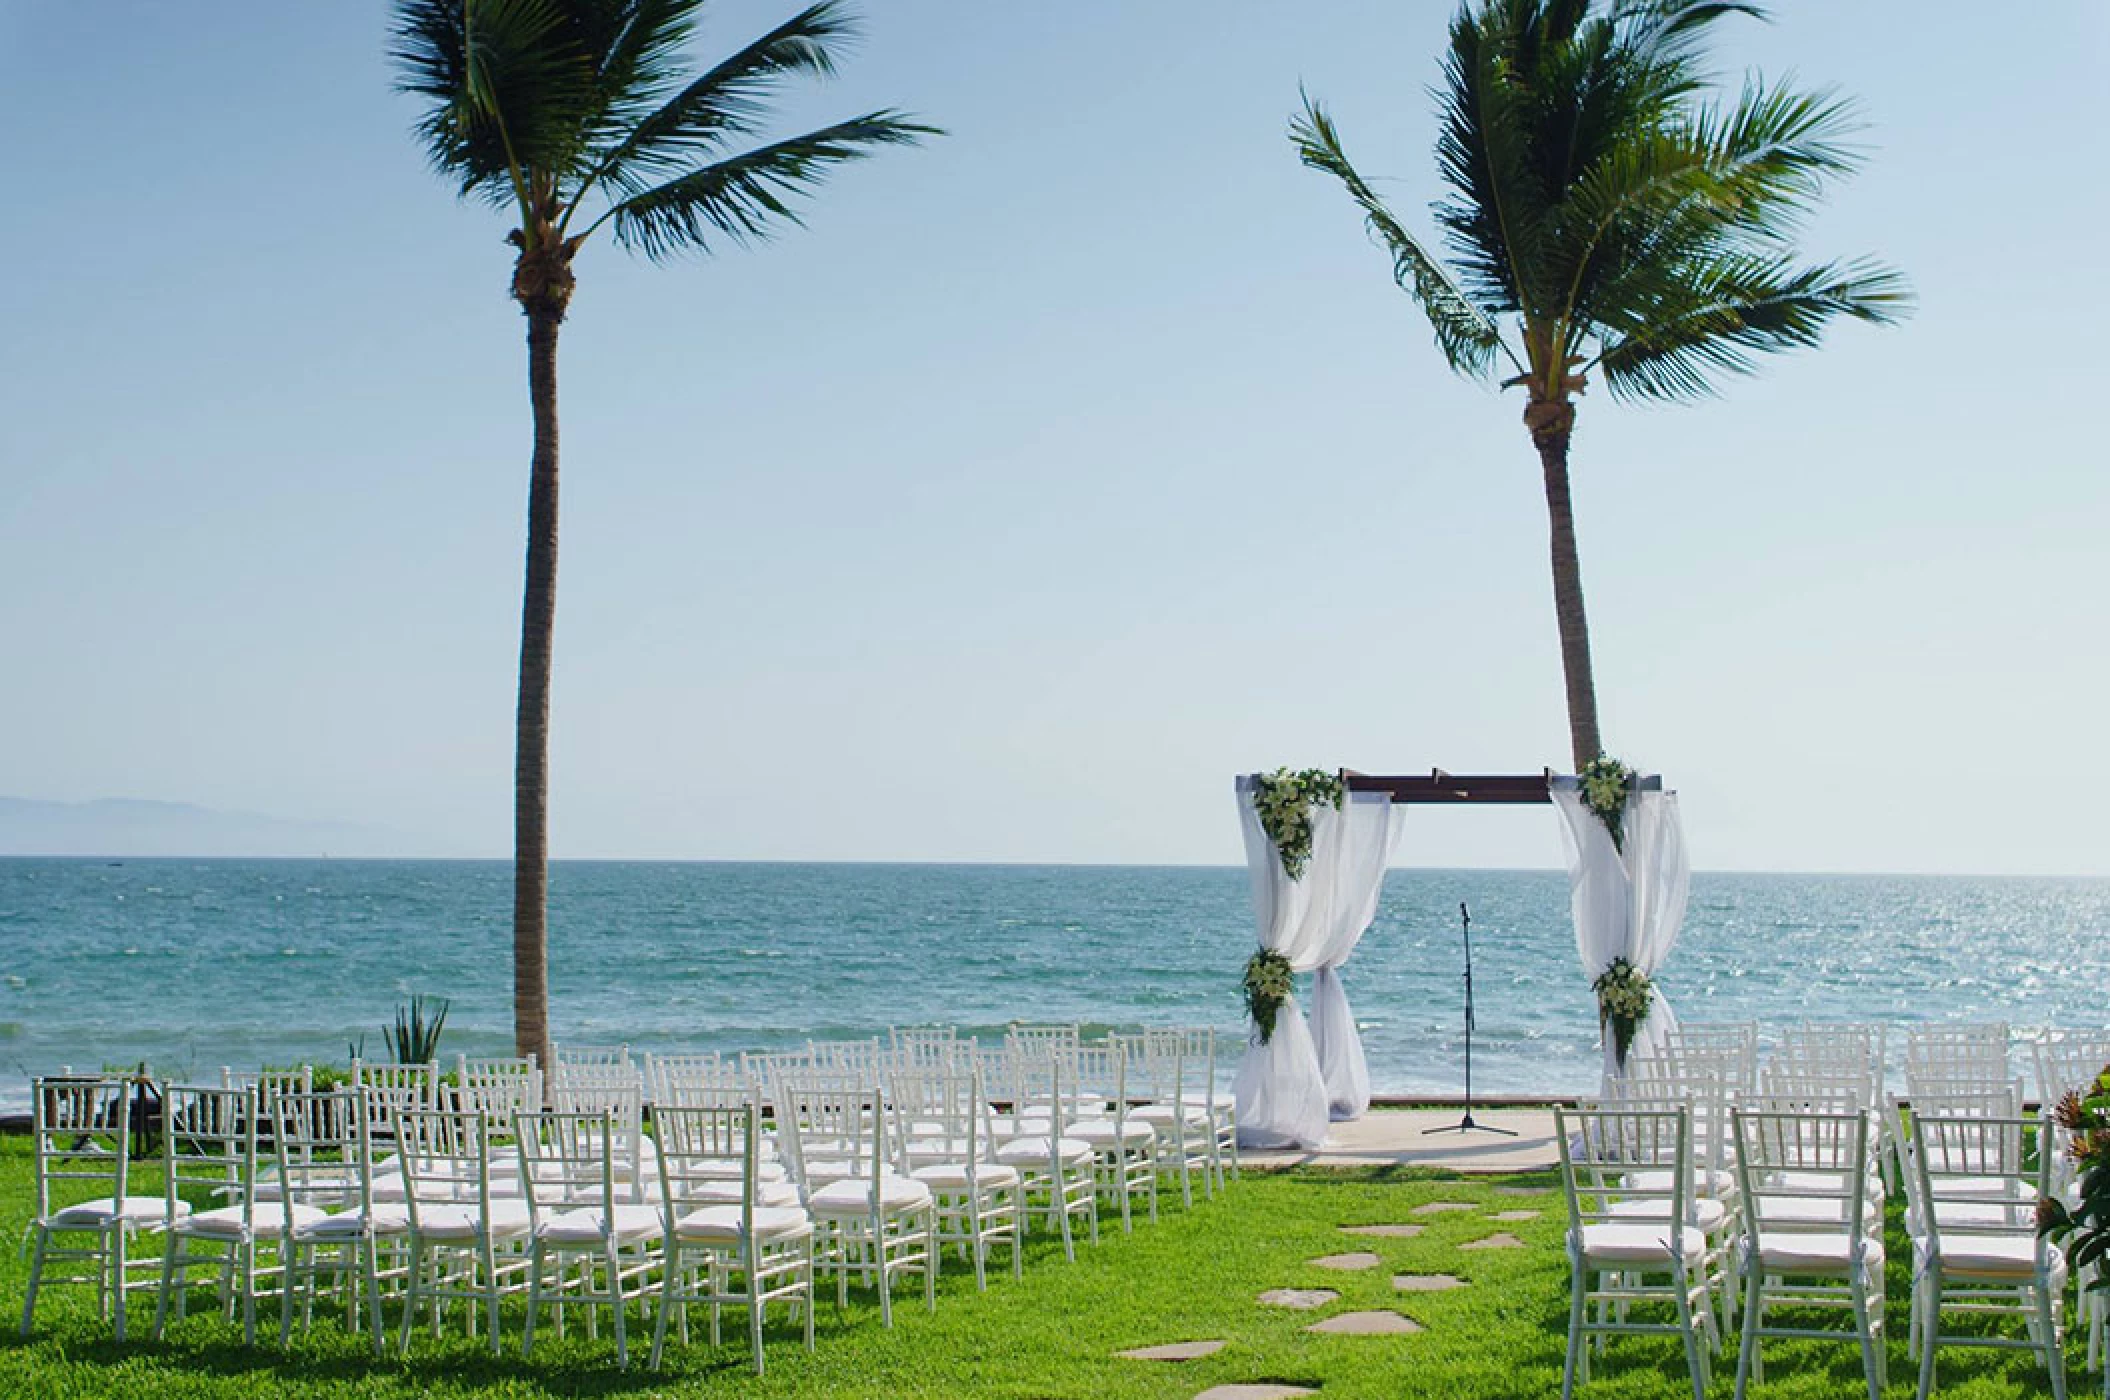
[0,1135,2084,1398]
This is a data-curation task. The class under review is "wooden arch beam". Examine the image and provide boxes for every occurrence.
[1339,768,1663,805]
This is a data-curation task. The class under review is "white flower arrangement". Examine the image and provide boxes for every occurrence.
[1593,956,1654,1067]
[1578,755,1635,852]
[1251,767,1345,881]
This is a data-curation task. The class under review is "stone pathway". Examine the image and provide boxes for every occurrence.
[1258,1288,1339,1310]
[1490,1209,1541,1222]
[1459,1232,1525,1251]
[1119,1340,1226,1361]
[1339,1223,1423,1239]
[1307,1251,1383,1271]
[1393,1273,1466,1292]
[1306,1310,1424,1336]
[1193,1387,1318,1400]
[1494,1185,1550,1197]
[1409,1201,1477,1216]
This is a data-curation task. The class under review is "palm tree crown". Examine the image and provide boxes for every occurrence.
[392,0,935,315]
[1293,0,1909,767]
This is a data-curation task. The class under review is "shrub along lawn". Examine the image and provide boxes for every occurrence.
[0,1134,2081,1398]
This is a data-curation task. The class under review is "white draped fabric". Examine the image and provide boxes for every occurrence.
[1551,778,1690,1089]
[1231,780,1402,1148]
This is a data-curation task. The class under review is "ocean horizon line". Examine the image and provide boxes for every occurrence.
[2,852,2108,883]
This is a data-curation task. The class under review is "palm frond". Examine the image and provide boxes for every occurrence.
[390,0,596,207]
[1594,254,1912,401]
[586,1,865,197]
[578,0,701,140]
[1292,95,1509,379]
[597,111,936,260]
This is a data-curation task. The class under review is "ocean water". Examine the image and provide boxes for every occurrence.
[3,858,2107,1112]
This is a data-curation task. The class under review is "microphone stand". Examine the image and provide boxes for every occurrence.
[1425,901,1515,1136]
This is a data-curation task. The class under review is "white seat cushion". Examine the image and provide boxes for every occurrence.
[536,1204,662,1245]
[994,1136,1094,1169]
[408,1198,533,1241]
[1922,1233,2066,1282]
[1621,1168,1737,1198]
[1754,1196,1882,1233]
[809,1176,934,1216]
[294,1205,411,1240]
[1606,1196,1730,1233]
[684,1179,803,1209]
[674,1205,812,1243]
[1769,1169,1885,1207]
[49,1196,189,1229]
[1069,1119,1155,1148]
[1576,1222,1707,1267]
[1753,1230,1884,1276]
[180,1203,329,1237]
[1133,1103,1210,1130]
[911,1161,1022,1191]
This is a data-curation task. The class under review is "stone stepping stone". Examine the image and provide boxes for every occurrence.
[1258,1288,1339,1310]
[1340,1223,1424,1239]
[1459,1232,1525,1251]
[1393,1274,1466,1292]
[1410,1201,1477,1216]
[1119,1340,1227,1361]
[1306,1310,1426,1335]
[1495,1186,1550,1197]
[1193,1387,1319,1400]
[1308,1252,1383,1271]
[1490,1210,1541,1222]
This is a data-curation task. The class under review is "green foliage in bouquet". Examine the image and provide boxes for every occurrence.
[1593,956,1653,1067]
[1251,767,1345,880]
[1243,950,1295,1045]
[1578,755,1635,852]
[2040,1063,2110,1291]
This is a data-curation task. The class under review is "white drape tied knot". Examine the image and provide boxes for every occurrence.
[1231,779,1402,1150]
[1551,779,1690,1094]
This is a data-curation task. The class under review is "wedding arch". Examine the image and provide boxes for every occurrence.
[1231,768,1689,1150]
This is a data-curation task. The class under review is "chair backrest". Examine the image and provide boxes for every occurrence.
[1903,1112,2042,1247]
[1006,1024,1081,1058]
[886,1064,988,1174]
[352,1060,439,1144]
[655,1104,761,1247]
[1909,1078,2026,1118]
[552,1042,632,1073]
[1904,1023,2010,1087]
[889,1026,959,1069]
[1060,1043,1128,1122]
[778,1084,884,1198]
[1732,1106,1877,1245]
[455,1055,541,1129]
[163,1084,256,1225]
[516,1109,618,1221]
[2034,1030,2110,1108]
[30,1076,133,1220]
[222,1066,313,1116]
[1618,1064,1736,1181]
[1759,1062,1878,1114]
[270,1088,372,1219]
[1556,1103,1691,1233]
[644,1052,749,1109]
[1663,1022,1759,1094]
[395,1106,497,1224]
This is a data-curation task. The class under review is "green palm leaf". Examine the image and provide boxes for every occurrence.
[1292,96,1510,378]
[598,111,935,259]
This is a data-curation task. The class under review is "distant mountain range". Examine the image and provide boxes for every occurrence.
[0,797,453,858]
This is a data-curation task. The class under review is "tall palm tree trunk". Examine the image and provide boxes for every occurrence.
[1526,399,1602,771]
[513,304,561,1074]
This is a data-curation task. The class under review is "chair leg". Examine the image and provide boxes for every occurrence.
[1851,1273,1881,1400]
[524,1244,544,1357]
[1562,1262,1587,1400]
[112,1228,129,1342]
[1916,1274,1938,1400]
[21,1230,49,1338]
[607,1244,628,1370]
[2041,1281,2071,1400]
[1734,1263,1761,1400]
[154,1236,178,1341]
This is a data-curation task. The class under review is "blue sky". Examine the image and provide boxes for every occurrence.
[1,1,2105,873]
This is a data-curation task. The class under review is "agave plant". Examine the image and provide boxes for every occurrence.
[386,995,452,1065]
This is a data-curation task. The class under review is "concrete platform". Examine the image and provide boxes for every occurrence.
[1241,1107,1559,1173]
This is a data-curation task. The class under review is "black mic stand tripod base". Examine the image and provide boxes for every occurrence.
[1425,900,1516,1137]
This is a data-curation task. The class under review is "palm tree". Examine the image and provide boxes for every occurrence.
[390,0,934,1069]
[1292,0,1909,771]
